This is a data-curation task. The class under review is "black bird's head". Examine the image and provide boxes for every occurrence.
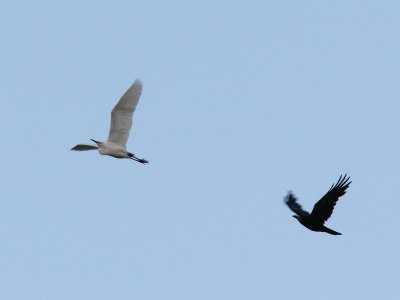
[293,215,301,221]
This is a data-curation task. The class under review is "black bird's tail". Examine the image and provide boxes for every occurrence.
[323,226,342,235]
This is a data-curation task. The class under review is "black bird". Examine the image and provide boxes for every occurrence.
[284,174,351,235]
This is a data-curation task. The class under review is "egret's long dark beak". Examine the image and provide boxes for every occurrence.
[90,139,100,145]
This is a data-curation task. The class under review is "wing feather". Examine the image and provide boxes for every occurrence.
[285,192,310,217]
[310,174,351,224]
[107,80,143,147]
[71,144,98,151]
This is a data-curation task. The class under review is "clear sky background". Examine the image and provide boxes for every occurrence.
[1,1,399,299]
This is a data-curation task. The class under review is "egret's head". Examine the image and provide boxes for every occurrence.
[91,139,102,146]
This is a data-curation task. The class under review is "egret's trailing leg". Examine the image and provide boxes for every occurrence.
[128,153,149,164]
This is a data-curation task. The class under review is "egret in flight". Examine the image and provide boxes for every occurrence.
[284,174,351,235]
[71,79,149,164]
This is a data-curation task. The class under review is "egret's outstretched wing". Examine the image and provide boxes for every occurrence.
[285,192,310,217]
[71,144,98,151]
[107,80,143,148]
[311,174,351,224]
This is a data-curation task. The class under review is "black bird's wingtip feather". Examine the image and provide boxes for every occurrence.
[329,174,351,192]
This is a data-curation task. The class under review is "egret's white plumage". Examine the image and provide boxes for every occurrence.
[71,80,148,164]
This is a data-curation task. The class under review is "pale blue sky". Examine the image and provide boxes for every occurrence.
[1,1,399,299]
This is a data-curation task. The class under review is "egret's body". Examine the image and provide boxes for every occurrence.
[71,80,148,164]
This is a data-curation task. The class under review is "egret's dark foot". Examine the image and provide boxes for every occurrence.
[138,158,149,164]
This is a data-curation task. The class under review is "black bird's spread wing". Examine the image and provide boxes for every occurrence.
[310,174,351,224]
[285,192,310,217]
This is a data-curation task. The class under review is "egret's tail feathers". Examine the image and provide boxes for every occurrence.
[71,144,98,151]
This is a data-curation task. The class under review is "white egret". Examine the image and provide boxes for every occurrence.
[71,79,149,164]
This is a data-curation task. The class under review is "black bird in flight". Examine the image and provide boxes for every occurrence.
[284,174,351,235]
